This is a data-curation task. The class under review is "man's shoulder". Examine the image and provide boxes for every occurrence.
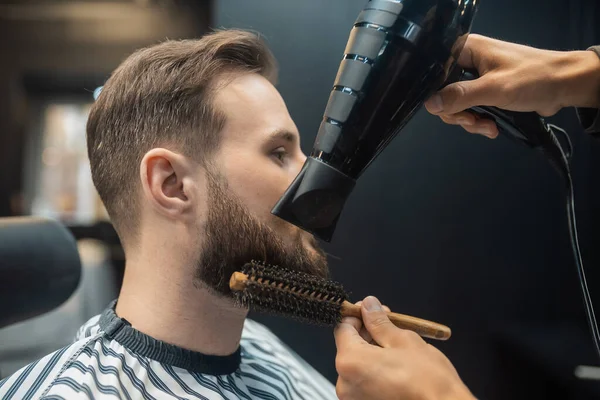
[241,319,336,397]
[0,333,102,400]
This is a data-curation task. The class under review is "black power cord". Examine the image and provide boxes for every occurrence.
[566,174,600,359]
[546,123,600,360]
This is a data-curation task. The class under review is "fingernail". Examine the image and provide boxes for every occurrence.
[426,95,444,113]
[363,296,382,312]
[457,117,473,126]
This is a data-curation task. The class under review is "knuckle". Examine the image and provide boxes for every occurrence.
[427,343,444,356]
[335,355,360,376]
[397,329,423,344]
[444,83,470,113]
[451,82,469,100]
[500,79,517,96]
[428,344,457,369]
[335,379,343,398]
[336,383,350,400]
[468,33,484,43]
[334,355,346,373]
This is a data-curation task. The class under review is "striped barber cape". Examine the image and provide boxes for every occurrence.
[0,300,337,399]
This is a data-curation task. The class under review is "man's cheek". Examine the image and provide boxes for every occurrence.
[273,216,303,245]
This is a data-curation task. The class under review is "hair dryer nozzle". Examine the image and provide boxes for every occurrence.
[273,0,479,241]
[271,157,355,242]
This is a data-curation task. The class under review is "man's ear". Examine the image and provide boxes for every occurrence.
[140,148,196,220]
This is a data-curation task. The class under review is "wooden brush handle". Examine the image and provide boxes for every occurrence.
[341,301,451,341]
[230,271,451,340]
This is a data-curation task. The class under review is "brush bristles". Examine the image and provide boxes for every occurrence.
[234,261,349,326]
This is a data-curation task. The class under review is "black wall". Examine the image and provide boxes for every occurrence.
[216,0,600,399]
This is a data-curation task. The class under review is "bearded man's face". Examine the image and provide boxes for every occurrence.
[192,73,329,295]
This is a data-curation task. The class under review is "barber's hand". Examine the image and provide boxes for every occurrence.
[424,34,600,138]
[334,296,475,400]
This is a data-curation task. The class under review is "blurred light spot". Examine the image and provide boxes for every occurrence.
[42,147,61,166]
[574,365,600,380]
[93,86,103,101]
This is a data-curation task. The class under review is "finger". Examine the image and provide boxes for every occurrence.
[342,316,362,332]
[369,300,391,313]
[439,112,499,138]
[358,301,390,343]
[424,75,500,115]
[460,120,499,138]
[355,301,378,343]
[456,38,476,69]
[334,319,367,351]
[456,34,488,70]
[359,326,373,343]
[356,301,381,343]
[360,296,402,348]
[440,111,477,126]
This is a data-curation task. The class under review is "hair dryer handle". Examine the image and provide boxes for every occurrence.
[444,67,572,180]
[444,68,551,149]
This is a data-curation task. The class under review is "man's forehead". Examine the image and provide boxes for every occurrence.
[214,74,282,117]
[214,73,299,142]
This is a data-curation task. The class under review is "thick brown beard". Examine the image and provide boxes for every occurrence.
[195,171,329,296]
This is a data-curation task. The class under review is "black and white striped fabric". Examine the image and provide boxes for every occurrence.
[0,301,336,399]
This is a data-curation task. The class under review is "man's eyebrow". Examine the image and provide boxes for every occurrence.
[265,129,298,144]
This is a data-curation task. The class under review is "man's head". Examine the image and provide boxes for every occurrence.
[87,30,328,296]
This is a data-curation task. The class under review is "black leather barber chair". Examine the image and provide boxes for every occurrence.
[0,217,81,330]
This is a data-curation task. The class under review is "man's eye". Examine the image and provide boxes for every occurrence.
[272,148,287,163]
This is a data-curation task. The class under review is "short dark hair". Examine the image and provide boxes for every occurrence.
[86,29,278,244]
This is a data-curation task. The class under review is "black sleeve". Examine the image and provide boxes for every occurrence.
[576,46,600,134]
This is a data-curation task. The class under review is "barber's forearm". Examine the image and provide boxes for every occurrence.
[558,50,600,109]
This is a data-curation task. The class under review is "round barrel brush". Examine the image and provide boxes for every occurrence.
[230,261,451,341]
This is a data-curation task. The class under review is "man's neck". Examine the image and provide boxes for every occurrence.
[115,253,247,356]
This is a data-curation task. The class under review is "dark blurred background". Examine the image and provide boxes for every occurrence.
[1,0,600,399]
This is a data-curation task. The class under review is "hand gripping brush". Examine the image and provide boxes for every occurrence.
[230,261,451,341]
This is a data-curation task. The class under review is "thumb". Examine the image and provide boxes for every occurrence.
[361,296,399,348]
[424,75,499,115]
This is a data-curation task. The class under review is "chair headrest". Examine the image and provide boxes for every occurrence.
[0,217,81,328]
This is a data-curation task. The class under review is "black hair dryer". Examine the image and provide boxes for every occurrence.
[272,0,570,242]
